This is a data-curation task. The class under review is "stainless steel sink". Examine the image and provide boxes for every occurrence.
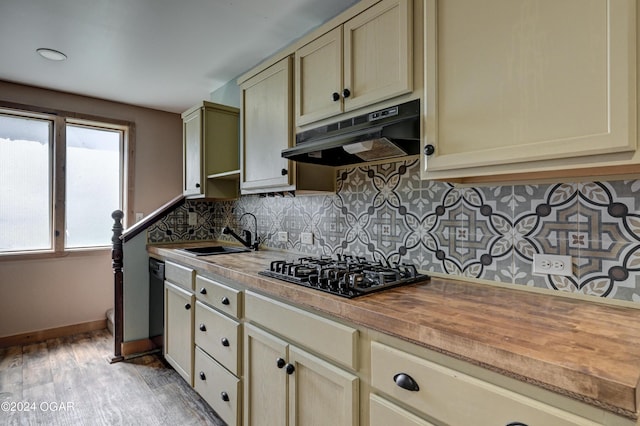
[179,245,250,256]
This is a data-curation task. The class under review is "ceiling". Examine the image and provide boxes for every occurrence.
[0,0,358,113]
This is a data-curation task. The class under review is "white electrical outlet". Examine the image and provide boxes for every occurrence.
[188,212,198,226]
[277,231,288,242]
[532,254,572,276]
[301,232,314,245]
[135,212,144,222]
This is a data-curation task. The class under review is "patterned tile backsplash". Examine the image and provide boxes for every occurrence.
[147,159,640,303]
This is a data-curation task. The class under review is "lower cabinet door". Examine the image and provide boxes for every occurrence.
[288,345,359,426]
[164,282,194,385]
[369,393,435,426]
[194,346,241,426]
[244,324,288,426]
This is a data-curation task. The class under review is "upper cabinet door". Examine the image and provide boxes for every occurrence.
[343,0,413,113]
[294,0,413,127]
[423,0,637,181]
[183,108,203,197]
[240,57,294,193]
[295,27,343,126]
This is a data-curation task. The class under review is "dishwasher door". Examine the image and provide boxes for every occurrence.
[149,258,165,342]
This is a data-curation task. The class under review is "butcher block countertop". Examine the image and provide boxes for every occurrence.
[148,244,640,420]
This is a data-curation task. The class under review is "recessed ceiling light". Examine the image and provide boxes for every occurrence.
[36,48,67,61]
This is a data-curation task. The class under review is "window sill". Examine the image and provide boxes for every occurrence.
[0,247,111,262]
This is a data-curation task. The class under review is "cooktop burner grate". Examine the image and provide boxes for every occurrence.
[258,254,429,298]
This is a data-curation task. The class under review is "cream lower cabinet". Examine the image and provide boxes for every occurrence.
[193,275,243,426]
[369,393,434,426]
[244,324,358,426]
[295,0,413,126]
[423,0,638,183]
[243,291,359,426]
[163,261,196,386]
[164,283,194,385]
[370,341,602,426]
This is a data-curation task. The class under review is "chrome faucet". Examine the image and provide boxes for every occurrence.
[222,212,259,251]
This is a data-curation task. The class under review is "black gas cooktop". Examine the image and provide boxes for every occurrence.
[258,254,428,298]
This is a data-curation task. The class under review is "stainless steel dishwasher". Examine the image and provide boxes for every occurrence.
[149,258,165,343]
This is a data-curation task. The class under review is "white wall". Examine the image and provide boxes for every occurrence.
[0,80,182,338]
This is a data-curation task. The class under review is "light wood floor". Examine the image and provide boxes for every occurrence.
[0,329,225,425]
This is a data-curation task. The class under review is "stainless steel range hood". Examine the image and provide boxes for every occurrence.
[282,99,420,167]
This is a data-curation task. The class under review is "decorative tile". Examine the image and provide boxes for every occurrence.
[146,160,640,303]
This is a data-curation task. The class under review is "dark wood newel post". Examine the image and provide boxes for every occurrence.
[108,210,125,363]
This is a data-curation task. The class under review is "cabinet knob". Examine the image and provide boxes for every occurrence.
[199,371,206,380]
[285,363,295,375]
[276,357,286,369]
[281,168,288,176]
[424,144,435,156]
[221,392,230,402]
[199,323,206,332]
[184,303,191,310]
[221,337,230,347]
[195,183,201,188]
[221,296,230,305]
[393,373,419,391]
[199,287,207,295]
[331,92,340,102]
[342,88,351,98]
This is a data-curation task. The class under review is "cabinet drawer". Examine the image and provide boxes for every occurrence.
[370,393,434,426]
[195,275,242,319]
[194,346,241,426]
[165,261,195,291]
[370,341,599,426]
[245,291,358,370]
[195,301,241,376]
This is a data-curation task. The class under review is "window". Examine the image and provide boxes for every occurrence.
[0,107,130,254]
[0,113,52,252]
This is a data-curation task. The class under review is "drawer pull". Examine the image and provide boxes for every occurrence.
[221,337,230,347]
[393,373,419,391]
[285,363,295,375]
[221,391,230,402]
[199,323,206,332]
[506,423,528,426]
[221,296,230,305]
[199,371,206,380]
[199,287,207,295]
[276,357,286,369]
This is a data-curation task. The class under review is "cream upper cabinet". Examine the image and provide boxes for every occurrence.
[423,0,638,183]
[183,109,202,197]
[240,57,294,193]
[182,101,240,199]
[239,57,335,195]
[295,0,413,126]
[295,27,343,126]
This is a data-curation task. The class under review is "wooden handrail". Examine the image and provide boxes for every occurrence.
[108,210,125,363]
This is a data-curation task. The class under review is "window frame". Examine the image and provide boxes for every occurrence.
[0,101,135,259]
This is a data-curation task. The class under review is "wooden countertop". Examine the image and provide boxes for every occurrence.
[148,244,640,419]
